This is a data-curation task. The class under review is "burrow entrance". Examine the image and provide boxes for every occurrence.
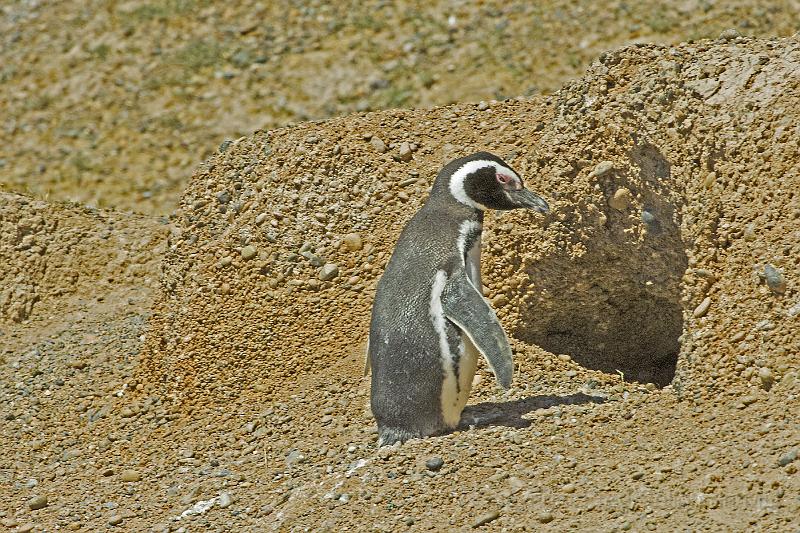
[514,145,687,387]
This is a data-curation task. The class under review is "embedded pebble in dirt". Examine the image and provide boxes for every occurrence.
[1,36,799,532]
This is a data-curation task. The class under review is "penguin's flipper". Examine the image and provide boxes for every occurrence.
[364,335,371,376]
[441,274,513,388]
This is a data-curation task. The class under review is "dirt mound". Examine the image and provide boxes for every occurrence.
[141,35,799,406]
[3,1,800,215]
[0,193,167,323]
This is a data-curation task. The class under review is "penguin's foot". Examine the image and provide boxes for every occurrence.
[376,426,421,447]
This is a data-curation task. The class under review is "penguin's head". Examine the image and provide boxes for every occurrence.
[442,152,549,213]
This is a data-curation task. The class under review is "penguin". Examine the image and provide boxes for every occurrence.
[367,152,549,446]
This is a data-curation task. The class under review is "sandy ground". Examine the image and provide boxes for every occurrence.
[3,0,800,214]
[1,31,798,532]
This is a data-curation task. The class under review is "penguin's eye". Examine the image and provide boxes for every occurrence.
[496,173,512,184]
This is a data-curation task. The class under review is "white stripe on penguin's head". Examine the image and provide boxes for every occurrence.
[448,159,520,210]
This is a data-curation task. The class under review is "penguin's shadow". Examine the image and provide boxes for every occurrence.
[458,392,605,430]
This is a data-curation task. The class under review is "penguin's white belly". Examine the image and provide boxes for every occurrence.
[439,237,482,428]
[439,334,480,427]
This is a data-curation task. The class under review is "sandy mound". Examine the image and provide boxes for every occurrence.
[141,34,799,406]
[0,193,166,323]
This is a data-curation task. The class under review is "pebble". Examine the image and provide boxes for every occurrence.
[395,142,413,162]
[471,510,499,527]
[241,246,257,260]
[319,263,339,281]
[737,394,758,409]
[218,492,234,509]
[562,483,576,493]
[590,161,614,177]
[343,233,363,251]
[777,449,797,467]
[216,191,231,204]
[120,470,141,482]
[758,367,774,390]
[108,515,123,526]
[743,224,756,241]
[301,251,324,267]
[425,456,444,471]
[703,172,716,189]
[693,297,712,318]
[255,213,268,225]
[27,495,48,510]
[491,294,509,307]
[764,264,786,294]
[718,28,742,40]
[537,511,554,523]
[477,101,489,111]
[370,137,387,153]
[18,524,35,533]
[608,187,632,211]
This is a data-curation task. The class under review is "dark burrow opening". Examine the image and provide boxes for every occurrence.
[514,145,687,387]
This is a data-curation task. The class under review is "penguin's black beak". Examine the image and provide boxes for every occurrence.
[507,188,549,213]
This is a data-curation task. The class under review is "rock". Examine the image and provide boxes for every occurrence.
[286,450,306,465]
[120,470,141,482]
[737,394,758,409]
[18,524,35,533]
[343,233,363,251]
[218,492,234,509]
[758,367,774,390]
[425,457,444,471]
[216,191,231,204]
[590,161,614,177]
[778,449,797,467]
[241,245,257,260]
[718,28,742,40]
[631,471,645,480]
[319,263,339,281]
[471,510,499,527]
[395,142,413,162]
[693,297,712,318]
[301,251,325,267]
[370,137,387,153]
[608,187,632,211]
[108,515,123,526]
[764,264,786,294]
[562,483,576,493]
[27,495,48,510]
[491,294,509,307]
[255,213,268,225]
[537,511,554,523]
[743,224,756,241]
[477,101,489,111]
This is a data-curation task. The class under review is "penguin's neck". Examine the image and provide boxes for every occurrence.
[423,193,485,224]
